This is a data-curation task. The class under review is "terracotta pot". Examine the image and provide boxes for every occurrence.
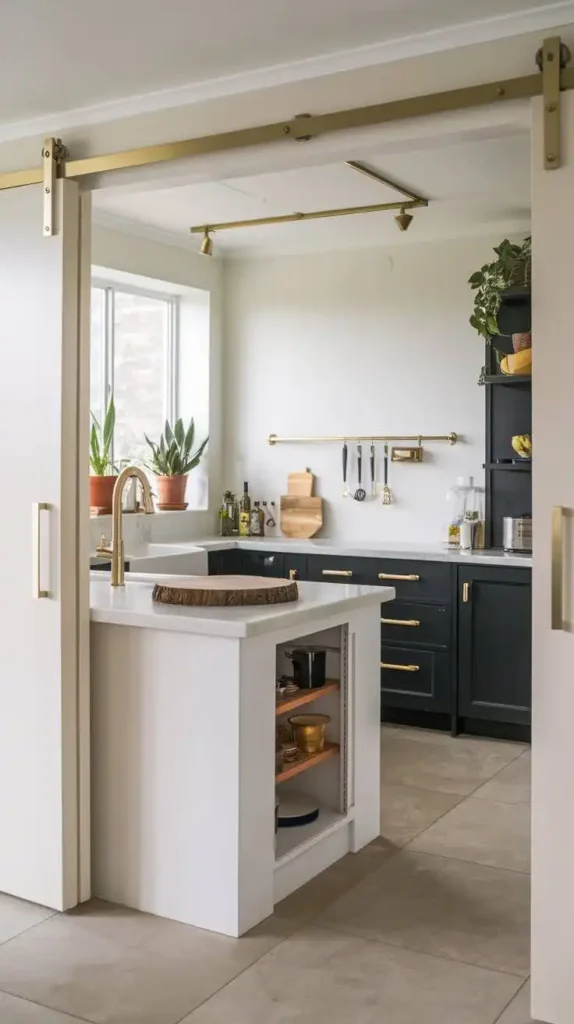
[156,475,188,510]
[512,331,532,353]
[89,475,118,514]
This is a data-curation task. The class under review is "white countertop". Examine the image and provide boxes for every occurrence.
[90,573,395,638]
[191,536,533,569]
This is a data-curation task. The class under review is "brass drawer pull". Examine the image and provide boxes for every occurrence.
[381,618,420,627]
[378,572,420,581]
[289,568,299,580]
[381,662,420,672]
[462,581,470,603]
[322,569,353,577]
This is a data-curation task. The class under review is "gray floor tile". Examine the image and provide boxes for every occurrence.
[0,899,291,1024]
[472,752,531,805]
[181,925,523,1023]
[319,849,530,976]
[0,893,55,945]
[383,734,526,796]
[380,782,463,846]
[0,991,87,1022]
[409,797,531,873]
[495,981,533,1022]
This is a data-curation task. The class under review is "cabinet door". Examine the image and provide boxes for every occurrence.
[208,549,244,575]
[458,567,531,725]
[0,183,90,910]
[241,550,284,577]
[381,647,451,714]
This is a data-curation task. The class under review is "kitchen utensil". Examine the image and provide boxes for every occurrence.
[502,516,532,553]
[370,442,376,497]
[342,442,350,497]
[280,495,323,538]
[354,443,366,501]
[153,575,299,607]
[266,501,277,528]
[284,645,338,689]
[277,792,320,829]
[289,713,331,754]
[382,444,392,505]
[288,470,314,497]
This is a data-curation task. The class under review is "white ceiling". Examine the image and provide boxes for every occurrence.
[93,133,531,256]
[0,0,568,125]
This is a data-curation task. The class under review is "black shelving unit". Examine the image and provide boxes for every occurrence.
[484,289,532,549]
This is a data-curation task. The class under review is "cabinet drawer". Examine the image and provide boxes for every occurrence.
[381,601,450,648]
[381,646,451,713]
[370,559,451,602]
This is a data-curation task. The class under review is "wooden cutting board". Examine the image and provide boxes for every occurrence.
[280,495,323,539]
[288,470,314,497]
[153,575,299,607]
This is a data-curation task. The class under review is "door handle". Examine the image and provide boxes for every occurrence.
[381,662,420,672]
[322,569,353,577]
[552,505,565,630]
[462,581,470,603]
[378,572,420,581]
[33,502,49,599]
[381,618,420,627]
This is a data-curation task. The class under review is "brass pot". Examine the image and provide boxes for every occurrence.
[289,713,331,754]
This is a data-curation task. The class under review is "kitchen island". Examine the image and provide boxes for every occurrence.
[90,574,394,937]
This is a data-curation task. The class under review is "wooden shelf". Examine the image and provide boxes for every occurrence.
[276,680,340,716]
[484,375,531,386]
[276,742,339,784]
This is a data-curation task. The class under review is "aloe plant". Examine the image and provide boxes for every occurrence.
[145,418,208,477]
[90,395,117,476]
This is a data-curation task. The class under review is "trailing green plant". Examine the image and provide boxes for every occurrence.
[469,236,531,341]
[145,418,209,477]
[90,395,117,476]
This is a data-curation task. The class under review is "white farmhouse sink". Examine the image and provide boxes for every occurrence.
[91,542,208,576]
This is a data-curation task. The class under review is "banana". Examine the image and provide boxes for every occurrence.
[511,434,532,458]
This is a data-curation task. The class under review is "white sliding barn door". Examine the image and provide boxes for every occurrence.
[531,92,574,1024]
[0,181,90,910]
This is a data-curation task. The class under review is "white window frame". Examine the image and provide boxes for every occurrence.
[91,279,179,462]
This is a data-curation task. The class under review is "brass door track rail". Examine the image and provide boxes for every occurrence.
[268,433,457,446]
[0,36,570,210]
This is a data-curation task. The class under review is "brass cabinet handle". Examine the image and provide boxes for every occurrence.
[378,572,420,581]
[552,506,565,630]
[381,662,420,672]
[33,502,49,599]
[462,581,470,603]
[322,569,353,577]
[381,618,420,627]
[289,568,299,580]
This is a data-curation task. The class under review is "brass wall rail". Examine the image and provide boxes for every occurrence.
[268,433,457,445]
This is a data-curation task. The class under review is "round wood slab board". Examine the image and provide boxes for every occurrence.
[152,574,299,607]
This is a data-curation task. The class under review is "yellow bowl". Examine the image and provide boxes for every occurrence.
[289,713,331,754]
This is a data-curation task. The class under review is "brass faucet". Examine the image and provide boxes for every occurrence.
[96,466,155,586]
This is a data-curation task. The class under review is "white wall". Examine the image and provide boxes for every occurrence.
[90,223,222,545]
[222,237,500,543]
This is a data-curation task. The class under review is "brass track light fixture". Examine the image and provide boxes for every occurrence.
[394,207,414,232]
[200,228,214,255]
[190,160,427,246]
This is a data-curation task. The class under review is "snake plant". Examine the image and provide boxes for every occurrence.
[90,395,117,476]
[145,418,208,477]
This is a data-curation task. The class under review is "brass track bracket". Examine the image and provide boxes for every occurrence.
[541,37,562,169]
[42,137,69,236]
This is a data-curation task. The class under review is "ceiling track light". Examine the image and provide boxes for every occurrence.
[200,228,214,256]
[394,207,414,232]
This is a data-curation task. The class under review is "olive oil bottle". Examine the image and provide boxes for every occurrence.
[239,481,251,536]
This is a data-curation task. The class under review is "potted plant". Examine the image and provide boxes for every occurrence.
[468,236,531,350]
[145,418,208,510]
[89,396,118,514]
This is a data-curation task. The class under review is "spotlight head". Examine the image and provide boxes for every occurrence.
[394,207,413,232]
[200,229,213,256]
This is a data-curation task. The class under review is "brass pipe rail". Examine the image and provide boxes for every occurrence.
[268,432,457,445]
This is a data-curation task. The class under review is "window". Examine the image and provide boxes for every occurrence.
[91,283,177,464]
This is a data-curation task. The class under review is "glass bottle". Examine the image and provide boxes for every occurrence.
[239,481,251,537]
